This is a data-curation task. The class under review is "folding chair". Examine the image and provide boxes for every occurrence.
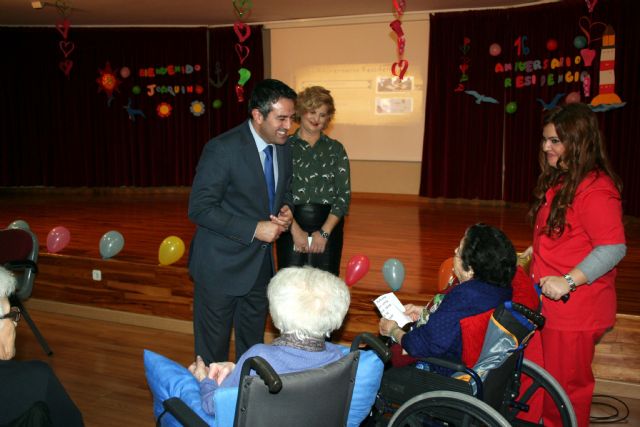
[0,227,53,355]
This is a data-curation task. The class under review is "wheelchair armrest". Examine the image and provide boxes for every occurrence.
[350,332,392,363]
[161,397,209,427]
[239,356,282,393]
[3,260,38,274]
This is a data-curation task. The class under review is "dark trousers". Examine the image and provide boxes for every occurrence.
[0,360,84,427]
[193,251,271,364]
[276,204,344,276]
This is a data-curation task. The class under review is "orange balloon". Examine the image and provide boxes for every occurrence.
[437,257,455,291]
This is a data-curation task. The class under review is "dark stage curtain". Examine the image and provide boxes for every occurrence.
[0,26,263,187]
[420,0,639,217]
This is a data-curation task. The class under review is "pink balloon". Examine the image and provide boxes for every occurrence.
[120,66,131,78]
[47,226,71,253]
[345,254,370,287]
[489,43,501,56]
[566,91,581,104]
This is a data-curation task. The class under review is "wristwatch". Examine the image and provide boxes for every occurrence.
[563,274,577,292]
[320,229,330,239]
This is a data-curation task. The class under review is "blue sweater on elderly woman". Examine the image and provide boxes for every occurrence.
[400,278,512,366]
[199,342,344,415]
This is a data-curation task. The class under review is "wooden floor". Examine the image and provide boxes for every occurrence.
[2,188,640,425]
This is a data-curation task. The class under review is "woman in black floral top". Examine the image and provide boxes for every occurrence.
[276,86,351,275]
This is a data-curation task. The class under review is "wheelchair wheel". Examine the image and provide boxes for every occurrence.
[508,359,577,427]
[388,390,511,427]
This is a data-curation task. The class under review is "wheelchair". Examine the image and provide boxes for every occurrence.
[368,300,577,427]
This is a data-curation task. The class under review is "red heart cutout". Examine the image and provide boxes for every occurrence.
[59,40,75,58]
[56,18,70,39]
[234,21,251,43]
[59,59,73,77]
[397,37,406,56]
[459,63,469,73]
[391,59,409,80]
[393,0,406,16]
[454,83,465,92]
[580,48,596,67]
[235,43,250,65]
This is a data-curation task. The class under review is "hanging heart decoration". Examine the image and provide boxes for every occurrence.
[585,0,598,13]
[59,40,75,58]
[233,21,251,43]
[391,60,409,80]
[232,0,253,18]
[59,59,73,77]
[235,44,250,65]
[393,0,406,16]
[56,18,70,39]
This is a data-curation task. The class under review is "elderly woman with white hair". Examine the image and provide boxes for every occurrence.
[189,266,351,416]
[0,266,84,426]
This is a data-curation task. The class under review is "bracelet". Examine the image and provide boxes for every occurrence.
[563,274,577,292]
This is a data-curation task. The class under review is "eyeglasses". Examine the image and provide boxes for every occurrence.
[0,306,20,323]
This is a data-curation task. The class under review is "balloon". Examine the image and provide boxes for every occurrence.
[100,230,125,259]
[345,254,370,287]
[565,91,581,104]
[573,35,587,49]
[132,85,141,95]
[382,258,405,291]
[7,219,30,230]
[546,38,558,51]
[238,67,251,86]
[120,66,131,78]
[489,43,501,56]
[47,226,70,253]
[158,236,185,266]
[505,101,518,114]
[212,99,222,109]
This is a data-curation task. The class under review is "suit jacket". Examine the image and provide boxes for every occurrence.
[188,120,293,296]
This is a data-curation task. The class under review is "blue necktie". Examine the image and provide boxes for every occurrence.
[263,145,275,213]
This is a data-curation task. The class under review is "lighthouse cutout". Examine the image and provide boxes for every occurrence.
[590,25,623,106]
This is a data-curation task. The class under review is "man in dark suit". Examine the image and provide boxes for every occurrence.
[188,79,296,363]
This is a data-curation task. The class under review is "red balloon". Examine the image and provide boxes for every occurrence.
[345,254,370,287]
[47,225,71,253]
[546,38,558,52]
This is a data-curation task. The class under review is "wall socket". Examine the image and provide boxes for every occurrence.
[92,270,102,281]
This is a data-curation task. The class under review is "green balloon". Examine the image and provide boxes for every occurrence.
[132,85,141,95]
[506,101,518,114]
[212,99,223,109]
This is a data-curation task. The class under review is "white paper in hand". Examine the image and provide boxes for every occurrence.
[374,292,412,327]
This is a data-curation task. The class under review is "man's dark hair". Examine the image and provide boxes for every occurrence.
[248,79,297,118]
[459,223,516,288]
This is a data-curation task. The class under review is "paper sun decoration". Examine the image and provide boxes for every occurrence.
[156,102,173,118]
[96,62,121,104]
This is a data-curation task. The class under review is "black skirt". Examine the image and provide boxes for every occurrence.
[276,204,344,276]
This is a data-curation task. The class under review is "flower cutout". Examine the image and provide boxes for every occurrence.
[156,102,172,118]
[190,100,206,117]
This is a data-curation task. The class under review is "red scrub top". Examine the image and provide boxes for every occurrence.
[531,171,625,331]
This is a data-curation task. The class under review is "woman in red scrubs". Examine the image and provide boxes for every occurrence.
[523,103,626,426]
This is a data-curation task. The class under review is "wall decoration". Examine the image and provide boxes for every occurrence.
[156,102,173,118]
[465,90,498,104]
[536,93,566,110]
[209,61,228,88]
[96,62,121,105]
[190,100,206,117]
[53,3,74,78]
[590,25,624,108]
[454,37,471,92]
[123,98,146,122]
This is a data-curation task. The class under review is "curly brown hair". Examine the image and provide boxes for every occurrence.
[527,103,622,237]
[294,86,335,125]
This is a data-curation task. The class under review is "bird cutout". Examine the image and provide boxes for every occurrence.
[536,93,565,110]
[464,90,498,104]
[123,98,146,122]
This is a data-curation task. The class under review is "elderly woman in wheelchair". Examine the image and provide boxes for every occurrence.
[372,224,576,426]
[145,266,389,427]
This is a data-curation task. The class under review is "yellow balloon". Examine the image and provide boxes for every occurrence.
[158,236,185,266]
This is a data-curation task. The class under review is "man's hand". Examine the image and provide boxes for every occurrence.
[270,205,293,230]
[255,221,285,243]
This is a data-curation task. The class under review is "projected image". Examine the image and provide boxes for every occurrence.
[375,98,413,115]
[376,76,413,92]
